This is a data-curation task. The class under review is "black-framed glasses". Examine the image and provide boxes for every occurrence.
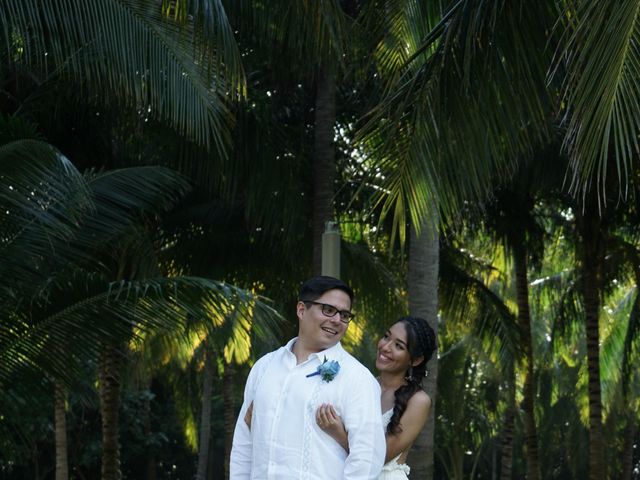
[303,300,354,323]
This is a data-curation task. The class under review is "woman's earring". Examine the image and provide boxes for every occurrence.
[424,369,429,378]
[404,367,414,382]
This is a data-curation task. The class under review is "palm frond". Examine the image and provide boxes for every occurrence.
[225,0,350,69]
[0,274,283,390]
[161,0,246,94]
[621,289,640,397]
[600,285,636,409]
[553,0,640,201]
[76,166,192,247]
[0,138,94,294]
[439,244,520,367]
[342,240,406,330]
[2,0,243,152]
[359,0,556,239]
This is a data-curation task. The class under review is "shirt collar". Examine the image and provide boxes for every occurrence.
[283,337,345,362]
[312,341,344,361]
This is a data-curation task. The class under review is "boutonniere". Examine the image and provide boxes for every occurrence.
[306,356,340,383]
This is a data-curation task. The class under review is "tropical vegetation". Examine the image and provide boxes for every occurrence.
[1,1,639,479]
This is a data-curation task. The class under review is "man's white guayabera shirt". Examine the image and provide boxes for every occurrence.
[230,339,386,480]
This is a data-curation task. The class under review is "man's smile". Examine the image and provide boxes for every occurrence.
[321,326,338,335]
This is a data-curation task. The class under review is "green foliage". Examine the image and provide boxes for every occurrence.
[4,1,640,478]
[554,0,640,200]
[1,0,243,152]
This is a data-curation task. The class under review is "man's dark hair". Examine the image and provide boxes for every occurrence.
[298,276,354,304]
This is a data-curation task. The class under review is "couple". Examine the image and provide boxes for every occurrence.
[230,276,437,480]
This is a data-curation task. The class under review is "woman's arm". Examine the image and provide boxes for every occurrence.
[244,401,254,429]
[316,390,432,464]
[316,403,349,451]
[384,391,431,463]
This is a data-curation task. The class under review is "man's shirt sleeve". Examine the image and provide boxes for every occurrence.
[229,360,261,479]
[342,373,386,480]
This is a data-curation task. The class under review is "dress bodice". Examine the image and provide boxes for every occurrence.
[380,409,411,478]
[381,408,394,430]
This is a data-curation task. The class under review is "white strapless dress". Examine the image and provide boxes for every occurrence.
[378,409,411,480]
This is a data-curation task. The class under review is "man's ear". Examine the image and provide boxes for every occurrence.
[296,301,306,319]
[412,356,424,367]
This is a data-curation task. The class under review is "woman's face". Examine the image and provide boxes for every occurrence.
[376,322,413,374]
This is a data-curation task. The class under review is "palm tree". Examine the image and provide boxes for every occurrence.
[356,3,555,473]
[479,150,567,480]
[223,1,360,275]
[406,214,440,478]
[551,3,640,476]
[195,343,214,480]
[1,0,244,152]
[380,1,640,473]
[600,268,640,479]
[54,382,69,480]
[2,4,264,474]
[0,127,284,478]
[437,235,521,478]
[312,63,339,274]
[574,195,608,479]
[222,359,235,478]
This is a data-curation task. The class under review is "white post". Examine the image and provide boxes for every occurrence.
[321,221,341,278]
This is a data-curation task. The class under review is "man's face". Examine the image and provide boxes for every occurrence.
[296,288,352,351]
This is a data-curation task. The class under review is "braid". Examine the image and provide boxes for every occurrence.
[386,316,437,435]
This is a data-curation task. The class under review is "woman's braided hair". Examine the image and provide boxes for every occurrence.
[387,316,437,435]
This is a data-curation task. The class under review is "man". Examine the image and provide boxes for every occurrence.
[230,276,386,479]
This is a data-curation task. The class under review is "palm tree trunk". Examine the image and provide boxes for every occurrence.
[620,414,637,480]
[54,381,69,480]
[33,442,40,480]
[406,213,439,480]
[448,447,464,480]
[196,346,215,480]
[223,361,235,479]
[312,65,336,275]
[99,344,123,480]
[580,207,606,480]
[513,249,541,480]
[144,377,157,480]
[492,443,498,480]
[584,263,605,480]
[499,370,516,480]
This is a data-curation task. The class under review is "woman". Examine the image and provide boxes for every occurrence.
[315,316,437,479]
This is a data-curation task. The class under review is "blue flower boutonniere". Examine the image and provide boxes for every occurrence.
[306,356,340,383]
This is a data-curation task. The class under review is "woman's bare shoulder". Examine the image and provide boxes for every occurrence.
[407,389,432,412]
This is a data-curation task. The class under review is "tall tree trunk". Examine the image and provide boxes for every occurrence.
[499,370,516,480]
[144,377,157,480]
[99,344,123,480]
[54,381,69,480]
[223,361,235,479]
[33,442,40,480]
[444,447,464,480]
[620,414,637,480]
[312,65,336,275]
[580,206,606,480]
[406,213,439,480]
[492,443,498,480]
[146,454,157,480]
[513,248,542,480]
[196,346,215,480]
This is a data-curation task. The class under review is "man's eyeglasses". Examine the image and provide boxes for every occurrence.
[303,300,354,323]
